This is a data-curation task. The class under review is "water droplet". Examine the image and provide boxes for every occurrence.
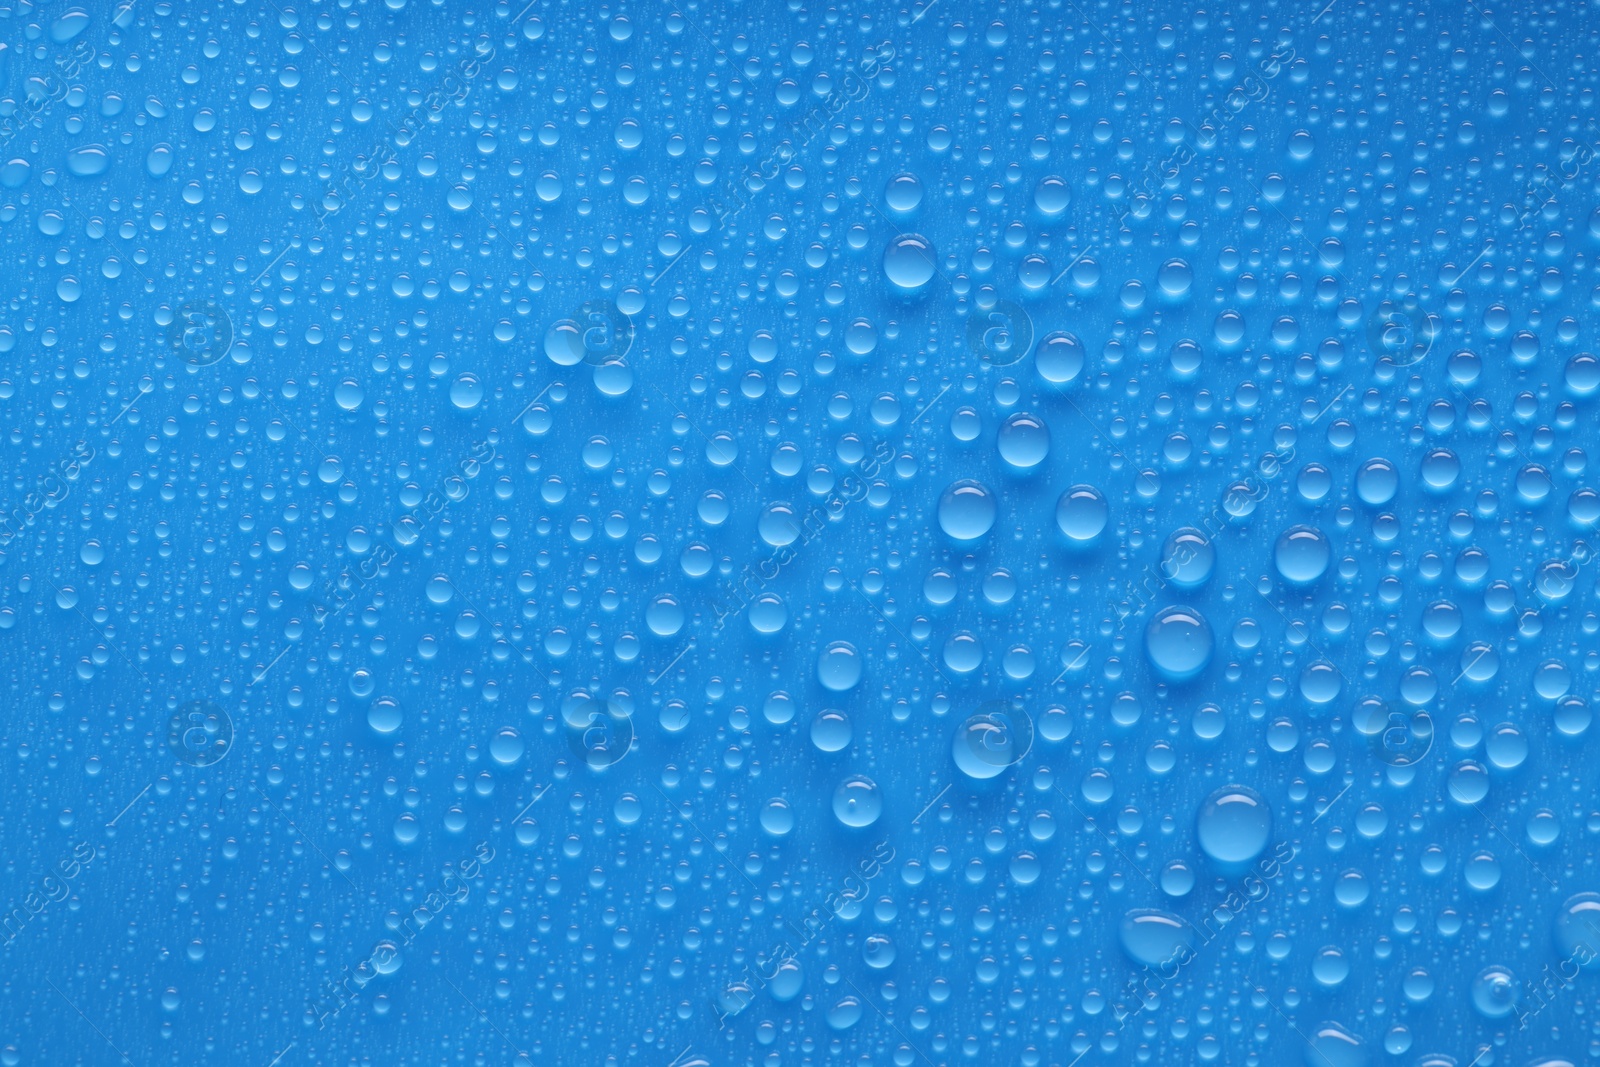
[996,411,1050,470]
[1035,331,1084,384]
[1145,606,1213,682]
[449,374,483,409]
[938,479,997,540]
[817,641,862,692]
[66,144,109,176]
[1196,784,1272,865]
[645,595,684,637]
[882,234,937,290]
[832,775,882,828]
[368,697,403,735]
[489,728,525,766]
[952,706,1032,779]
[1274,525,1331,584]
[1160,528,1215,588]
[1055,485,1108,542]
[1555,893,1600,968]
[1304,1023,1368,1067]
[1470,966,1519,1018]
[810,709,852,753]
[884,172,923,211]
[1118,909,1194,966]
[760,798,795,837]
[1033,175,1070,214]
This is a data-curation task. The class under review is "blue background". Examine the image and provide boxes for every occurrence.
[0,0,1597,1065]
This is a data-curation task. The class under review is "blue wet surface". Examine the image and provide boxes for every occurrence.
[1,1,1599,1065]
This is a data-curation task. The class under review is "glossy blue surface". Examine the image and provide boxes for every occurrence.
[1,1,1598,1065]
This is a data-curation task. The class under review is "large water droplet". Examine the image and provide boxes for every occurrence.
[66,144,110,176]
[939,479,997,540]
[1118,909,1195,967]
[817,641,862,692]
[1555,893,1600,968]
[1035,331,1084,384]
[883,234,936,289]
[1275,525,1331,584]
[1145,606,1213,681]
[996,412,1050,470]
[1196,784,1272,865]
[832,775,882,828]
[1055,485,1107,541]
